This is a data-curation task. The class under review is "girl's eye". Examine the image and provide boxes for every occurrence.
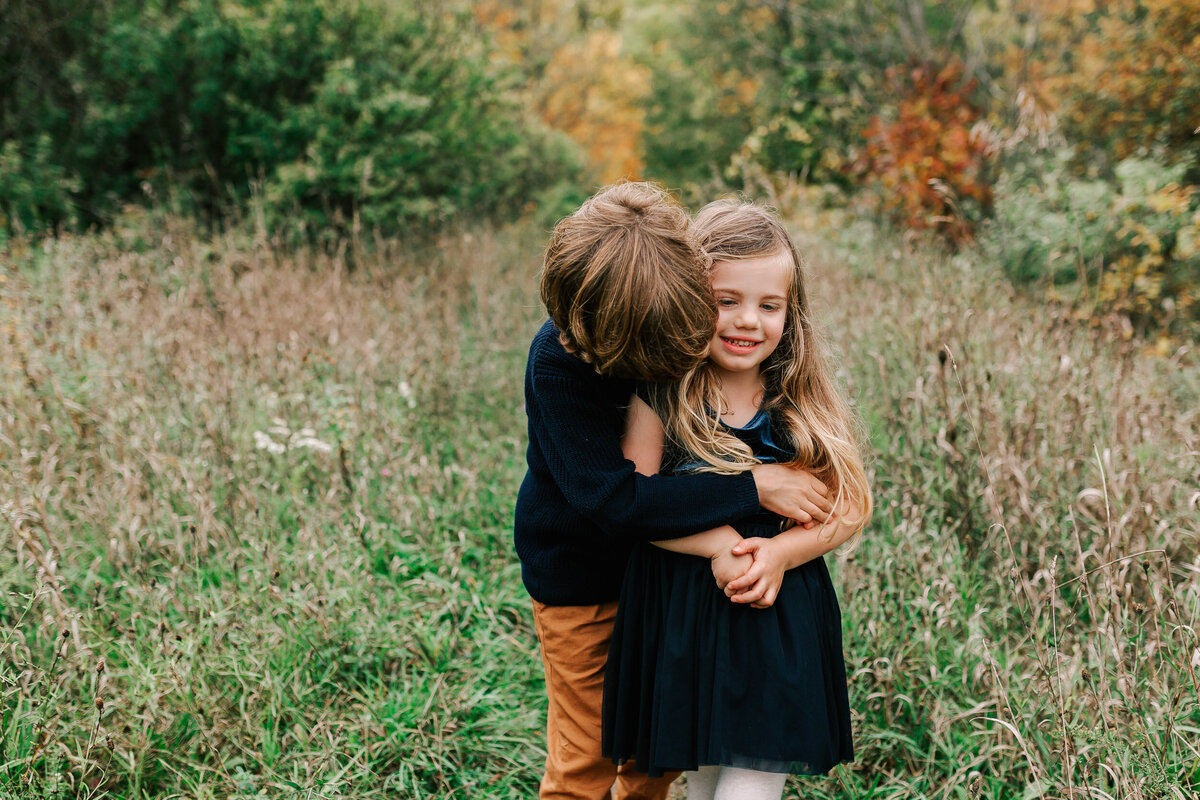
[718,298,736,307]
[761,303,780,312]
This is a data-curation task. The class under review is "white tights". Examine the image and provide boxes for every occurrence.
[684,766,787,800]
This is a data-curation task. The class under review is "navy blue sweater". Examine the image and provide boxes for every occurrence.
[514,320,761,605]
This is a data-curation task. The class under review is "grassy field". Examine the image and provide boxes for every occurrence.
[1,201,1198,799]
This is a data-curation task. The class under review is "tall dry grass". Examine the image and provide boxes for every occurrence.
[2,208,548,798]
[789,200,1199,798]
[1,200,1197,798]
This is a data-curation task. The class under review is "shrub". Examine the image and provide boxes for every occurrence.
[986,148,1109,286]
[1099,162,1198,333]
[985,155,1199,336]
[259,9,581,239]
[1054,0,1200,180]
[0,135,78,233]
[855,60,993,245]
[0,0,580,235]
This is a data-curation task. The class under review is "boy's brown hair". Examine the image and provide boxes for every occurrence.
[540,182,715,382]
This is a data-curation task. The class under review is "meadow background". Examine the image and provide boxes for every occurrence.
[2,1,1198,798]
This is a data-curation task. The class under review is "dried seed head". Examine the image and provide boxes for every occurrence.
[96,659,105,674]
[937,347,948,366]
[95,696,105,711]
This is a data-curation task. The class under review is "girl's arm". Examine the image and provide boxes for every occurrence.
[722,495,864,608]
[622,395,745,561]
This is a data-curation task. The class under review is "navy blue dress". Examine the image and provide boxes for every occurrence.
[602,408,853,777]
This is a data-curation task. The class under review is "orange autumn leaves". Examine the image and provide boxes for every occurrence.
[857,61,991,245]
[1056,0,1200,163]
[540,31,650,184]
[474,1,649,184]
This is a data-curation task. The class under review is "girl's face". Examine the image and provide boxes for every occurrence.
[707,249,792,379]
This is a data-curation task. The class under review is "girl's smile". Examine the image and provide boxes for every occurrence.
[719,337,762,353]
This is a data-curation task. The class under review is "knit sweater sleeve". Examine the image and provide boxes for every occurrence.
[529,362,760,541]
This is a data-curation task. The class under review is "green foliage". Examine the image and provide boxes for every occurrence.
[749,1,872,184]
[986,154,1199,335]
[0,0,580,235]
[629,3,760,189]
[0,136,78,233]
[632,0,990,193]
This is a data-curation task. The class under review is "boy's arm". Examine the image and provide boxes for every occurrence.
[530,363,758,541]
[529,345,831,541]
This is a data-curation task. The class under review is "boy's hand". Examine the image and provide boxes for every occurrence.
[724,537,788,609]
[711,547,754,590]
[750,465,832,524]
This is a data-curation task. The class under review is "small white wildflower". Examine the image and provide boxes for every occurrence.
[253,431,286,455]
[292,436,333,454]
[398,380,416,409]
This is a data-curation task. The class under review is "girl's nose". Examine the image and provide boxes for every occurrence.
[736,308,758,327]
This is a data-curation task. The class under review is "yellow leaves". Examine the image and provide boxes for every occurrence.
[786,124,813,145]
[539,30,649,182]
[1175,217,1200,260]
[742,6,774,34]
[472,2,648,183]
[736,76,759,106]
[1097,182,1199,331]
[1145,184,1195,215]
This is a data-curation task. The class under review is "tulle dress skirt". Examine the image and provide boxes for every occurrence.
[601,515,853,777]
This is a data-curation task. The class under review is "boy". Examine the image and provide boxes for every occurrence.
[515,182,830,800]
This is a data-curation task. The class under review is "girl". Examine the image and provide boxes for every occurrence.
[601,200,872,799]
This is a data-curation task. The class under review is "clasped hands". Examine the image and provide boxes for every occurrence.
[712,466,836,609]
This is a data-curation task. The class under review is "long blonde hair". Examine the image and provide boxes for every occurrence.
[650,199,872,540]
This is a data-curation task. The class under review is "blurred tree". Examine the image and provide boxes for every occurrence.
[630,0,991,192]
[473,0,649,183]
[856,60,992,244]
[1058,0,1200,180]
[990,0,1200,179]
[0,0,579,235]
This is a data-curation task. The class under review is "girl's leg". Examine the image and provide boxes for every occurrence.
[684,766,720,800]
[713,767,786,800]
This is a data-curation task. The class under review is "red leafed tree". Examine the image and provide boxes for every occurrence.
[856,60,993,245]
